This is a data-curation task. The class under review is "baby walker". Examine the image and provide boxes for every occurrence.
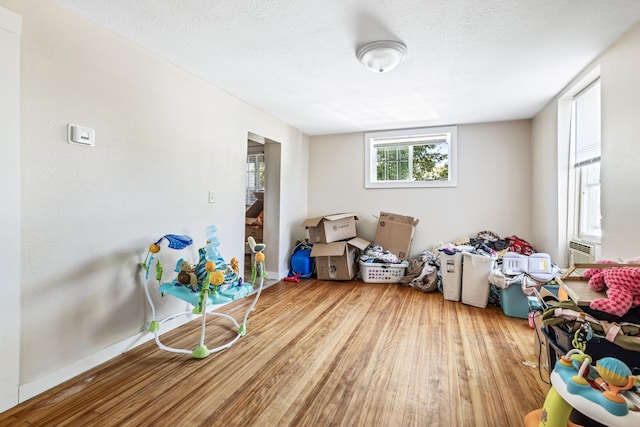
[524,347,639,427]
[140,225,266,358]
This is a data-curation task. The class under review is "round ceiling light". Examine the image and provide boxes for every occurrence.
[356,40,407,73]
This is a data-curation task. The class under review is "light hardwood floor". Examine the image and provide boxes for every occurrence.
[1,279,549,426]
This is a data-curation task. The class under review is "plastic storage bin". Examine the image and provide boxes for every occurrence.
[501,284,560,319]
[441,251,463,301]
[359,261,406,283]
[500,284,530,319]
[461,252,495,308]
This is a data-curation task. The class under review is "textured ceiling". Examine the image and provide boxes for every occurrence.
[53,0,640,135]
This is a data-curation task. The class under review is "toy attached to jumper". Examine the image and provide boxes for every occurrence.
[140,225,266,358]
[582,260,640,317]
[524,349,638,427]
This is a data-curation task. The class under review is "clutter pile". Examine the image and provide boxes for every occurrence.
[397,250,438,293]
[535,291,640,386]
[296,211,418,283]
[430,231,560,315]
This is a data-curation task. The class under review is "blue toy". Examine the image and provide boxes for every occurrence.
[140,227,266,358]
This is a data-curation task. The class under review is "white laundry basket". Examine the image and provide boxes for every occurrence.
[461,252,495,308]
[440,251,463,301]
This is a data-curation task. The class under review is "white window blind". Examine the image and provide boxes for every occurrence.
[372,133,449,148]
[574,80,601,167]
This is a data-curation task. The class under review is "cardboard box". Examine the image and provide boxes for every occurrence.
[245,192,264,219]
[302,213,358,244]
[310,237,369,280]
[373,212,419,261]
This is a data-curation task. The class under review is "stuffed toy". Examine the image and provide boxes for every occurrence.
[582,260,640,317]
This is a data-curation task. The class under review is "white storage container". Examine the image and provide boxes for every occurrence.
[359,261,406,283]
[440,251,463,301]
[461,252,495,308]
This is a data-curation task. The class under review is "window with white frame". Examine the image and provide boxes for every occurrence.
[365,126,457,188]
[571,79,601,241]
[246,153,264,207]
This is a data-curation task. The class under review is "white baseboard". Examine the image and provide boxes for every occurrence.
[17,277,281,404]
[266,270,282,281]
[18,315,190,403]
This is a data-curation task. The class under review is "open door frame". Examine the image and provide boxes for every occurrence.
[247,132,281,280]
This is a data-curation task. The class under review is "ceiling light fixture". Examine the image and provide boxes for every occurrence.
[357,40,407,73]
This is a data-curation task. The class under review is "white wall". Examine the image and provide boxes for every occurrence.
[308,120,533,255]
[0,5,21,413]
[530,101,563,262]
[0,0,308,401]
[600,23,640,259]
[532,20,640,263]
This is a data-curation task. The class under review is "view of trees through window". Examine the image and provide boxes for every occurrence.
[376,143,449,182]
[365,126,457,188]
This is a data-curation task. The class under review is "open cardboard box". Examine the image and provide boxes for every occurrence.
[373,212,419,261]
[302,212,358,244]
[310,237,369,280]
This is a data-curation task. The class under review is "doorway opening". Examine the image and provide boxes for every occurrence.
[245,132,282,281]
[245,138,265,273]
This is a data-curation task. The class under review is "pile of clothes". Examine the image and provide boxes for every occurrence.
[445,231,538,259]
[397,250,439,293]
[359,244,404,264]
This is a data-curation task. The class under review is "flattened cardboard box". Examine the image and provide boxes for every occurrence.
[310,237,369,281]
[302,212,358,244]
[245,199,263,219]
[374,212,419,261]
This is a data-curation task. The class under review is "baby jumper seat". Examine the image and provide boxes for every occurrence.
[140,225,266,358]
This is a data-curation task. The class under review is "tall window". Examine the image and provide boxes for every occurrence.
[246,153,264,207]
[571,80,601,241]
[365,126,457,188]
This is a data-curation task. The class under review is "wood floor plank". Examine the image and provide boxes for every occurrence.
[0,279,546,426]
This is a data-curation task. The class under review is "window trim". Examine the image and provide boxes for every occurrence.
[364,125,458,189]
[569,78,601,243]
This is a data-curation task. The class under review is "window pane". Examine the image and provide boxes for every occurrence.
[365,126,458,188]
[399,161,409,180]
[574,81,601,166]
[578,162,601,238]
[246,153,264,207]
[571,78,601,242]
[412,142,449,181]
[372,142,449,182]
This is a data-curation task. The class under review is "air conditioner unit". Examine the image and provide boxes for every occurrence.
[568,239,601,265]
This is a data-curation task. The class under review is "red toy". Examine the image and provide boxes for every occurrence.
[284,273,301,283]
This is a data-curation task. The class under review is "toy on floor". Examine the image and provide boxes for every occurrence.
[582,260,640,317]
[524,349,638,427]
[140,226,266,358]
[284,273,301,283]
